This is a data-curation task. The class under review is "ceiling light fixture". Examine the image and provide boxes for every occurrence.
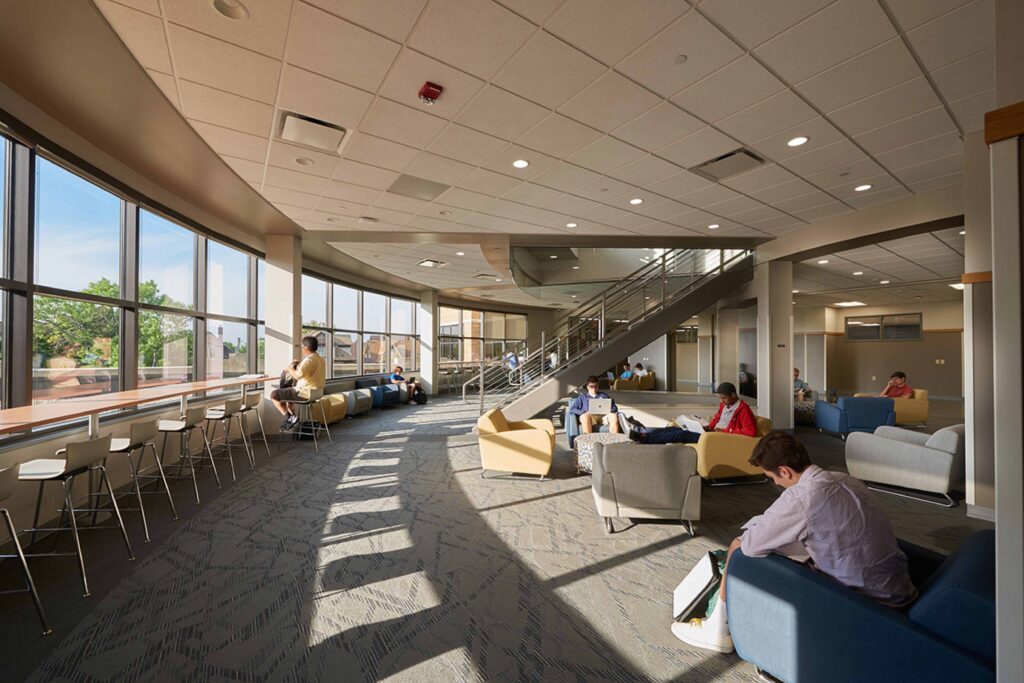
[418,259,446,268]
[495,278,502,282]
[326,217,341,223]
[455,251,465,256]
[708,223,720,229]
[959,230,966,235]
[817,259,830,264]
[295,156,314,166]
[674,54,688,65]
[572,266,580,270]
[833,301,867,307]
[438,210,451,216]
[787,136,809,147]
[792,289,799,294]
[854,184,873,192]
[549,255,558,259]
[949,283,966,290]
[212,0,249,20]
[566,222,577,228]
[512,159,530,169]
[629,198,643,205]
[852,271,863,276]
[879,280,890,284]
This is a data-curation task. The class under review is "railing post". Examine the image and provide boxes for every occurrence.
[661,256,666,306]
[540,330,546,378]
[478,362,485,415]
[599,295,606,341]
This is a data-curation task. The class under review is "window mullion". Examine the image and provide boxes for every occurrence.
[7,142,33,407]
[121,201,139,391]
[195,236,207,381]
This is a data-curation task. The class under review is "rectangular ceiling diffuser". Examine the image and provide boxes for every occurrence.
[690,149,764,181]
[280,112,347,153]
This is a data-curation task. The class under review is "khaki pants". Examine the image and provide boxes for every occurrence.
[580,412,620,433]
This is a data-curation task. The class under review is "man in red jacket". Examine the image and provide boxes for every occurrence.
[626,382,756,444]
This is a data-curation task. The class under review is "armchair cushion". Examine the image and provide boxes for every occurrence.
[846,424,965,495]
[816,397,895,435]
[477,408,553,477]
[317,393,348,423]
[638,372,656,390]
[591,442,700,522]
[693,416,770,480]
[613,376,640,391]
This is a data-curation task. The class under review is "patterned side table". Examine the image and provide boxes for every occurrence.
[794,400,816,426]
[573,432,633,474]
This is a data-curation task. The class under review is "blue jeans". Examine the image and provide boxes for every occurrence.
[633,426,701,445]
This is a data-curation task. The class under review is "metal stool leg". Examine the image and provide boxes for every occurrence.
[237,414,255,469]
[128,449,151,543]
[2,508,51,635]
[222,419,237,481]
[30,481,44,548]
[63,478,89,597]
[97,464,134,561]
[319,402,332,444]
[306,404,318,452]
[198,424,222,488]
[254,410,271,457]
[147,443,178,520]
[183,428,200,504]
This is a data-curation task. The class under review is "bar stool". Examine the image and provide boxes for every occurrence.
[19,435,134,597]
[107,420,178,543]
[0,465,51,634]
[239,392,271,461]
[204,397,246,480]
[288,389,331,451]
[158,406,220,504]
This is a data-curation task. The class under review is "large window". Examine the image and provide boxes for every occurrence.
[138,311,194,388]
[207,240,248,317]
[140,210,194,309]
[206,319,249,379]
[33,295,120,402]
[845,313,923,341]
[438,306,527,370]
[302,275,328,327]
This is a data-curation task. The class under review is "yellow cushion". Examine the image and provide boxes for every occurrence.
[478,408,509,434]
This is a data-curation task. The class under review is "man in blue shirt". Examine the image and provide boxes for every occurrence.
[569,375,621,434]
[618,363,634,380]
[389,366,418,405]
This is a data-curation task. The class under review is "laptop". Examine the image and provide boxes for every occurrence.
[675,414,707,433]
[588,398,613,415]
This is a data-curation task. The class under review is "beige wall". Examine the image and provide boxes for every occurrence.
[676,340,698,382]
[825,331,963,397]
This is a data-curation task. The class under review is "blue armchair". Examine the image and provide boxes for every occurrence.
[815,397,895,437]
[565,408,609,448]
[727,530,995,683]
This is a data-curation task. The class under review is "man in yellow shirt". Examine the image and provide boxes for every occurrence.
[270,335,326,430]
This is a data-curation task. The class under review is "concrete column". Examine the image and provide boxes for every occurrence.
[755,261,794,429]
[264,235,302,392]
[697,309,715,389]
[418,290,438,394]
[715,307,739,392]
[962,130,995,519]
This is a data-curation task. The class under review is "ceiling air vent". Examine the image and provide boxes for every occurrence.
[690,149,764,181]
[387,174,450,201]
[473,273,497,280]
[418,259,446,268]
[279,112,347,154]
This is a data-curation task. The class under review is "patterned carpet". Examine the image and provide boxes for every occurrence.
[4,397,990,682]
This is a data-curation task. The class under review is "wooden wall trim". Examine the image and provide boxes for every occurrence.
[962,271,993,284]
[985,101,1024,145]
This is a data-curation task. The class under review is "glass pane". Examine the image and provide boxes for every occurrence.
[363,333,386,374]
[0,139,5,276]
[391,298,414,334]
[439,336,460,364]
[883,314,922,340]
[206,319,249,379]
[363,292,387,332]
[484,340,504,360]
[333,332,359,377]
[257,259,265,321]
[302,275,328,326]
[390,335,416,373]
[463,337,482,364]
[462,309,482,338]
[33,295,119,403]
[846,315,882,341]
[35,158,121,294]
[506,314,527,339]
[207,241,248,317]
[138,311,193,388]
[0,291,3,408]
[257,324,265,374]
[483,312,505,338]
[302,328,329,360]
[334,284,358,329]
[140,211,194,309]
[439,306,460,335]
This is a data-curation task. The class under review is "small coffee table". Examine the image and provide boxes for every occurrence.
[794,400,816,426]
[573,432,633,474]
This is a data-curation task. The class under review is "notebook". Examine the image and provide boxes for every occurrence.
[675,415,707,433]
[673,551,721,621]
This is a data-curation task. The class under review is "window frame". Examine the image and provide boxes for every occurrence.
[844,313,924,342]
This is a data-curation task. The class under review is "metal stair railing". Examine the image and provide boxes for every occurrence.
[463,248,752,411]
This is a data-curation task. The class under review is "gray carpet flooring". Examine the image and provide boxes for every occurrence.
[2,397,991,682]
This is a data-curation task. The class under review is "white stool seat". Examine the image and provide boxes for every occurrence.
[17,459,67,480]
[158,419,187,432]
[108,437,138,453]
[205,409,226,419]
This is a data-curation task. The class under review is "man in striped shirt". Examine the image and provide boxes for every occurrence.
[672,432,916,653]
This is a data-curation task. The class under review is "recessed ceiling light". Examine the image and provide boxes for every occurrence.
[852,271,863,276]
[792,301,796,305]
[787,136,809,147]
[566,222,577,228]
[833,301,866,307]
[495,278,502,282]
[550,255,559,259]
[629,198,643,205]
[674,54,688,65]
[326,217,341,223]
[817,259,830,264]
[418,259,445,268]
[708,223,720,229]
[792,289,799,294]
[949,283,966,290]
[512,159,530,169]
[358,216,378,224]
[645,296,651,300]
[572,266,580,270]
[295,156,314,166]
[571,294,577,298]
[879,280,890,284]
[438,210,451,216]
[914,295,922,300]
[455,251,465,256]
[854,184,873,192]
[959,230,966,235]
[212,0,249,21]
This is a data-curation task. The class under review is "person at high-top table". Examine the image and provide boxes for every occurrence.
[270,335,326,431]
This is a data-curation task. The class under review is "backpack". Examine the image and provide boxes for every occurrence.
[413,388,428,405]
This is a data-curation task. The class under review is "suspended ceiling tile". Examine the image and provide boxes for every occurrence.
[716,90,818,144]
[517,114,603,159]
[569,136,647,174]
[377,48,485,119]
[905,0,994,71]
[403,152,475,186]
[492,31,605,109]
[330,159,401,190]
[545,0,688,65]
[96,1,173,72]
[697,0,835,49]
[558,71,662,133]
[190,120,268,163]
[359,98,448,149]
[167,24,281,104]
[456,85,549,141]
[277,66,374,130]
[178,80,274,137]
[530,162,601,192]
[657,127,741,168]
[612,102,703,152]
[342,133,419,172]
[303,0,428,43]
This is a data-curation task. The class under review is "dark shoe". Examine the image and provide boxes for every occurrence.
[280,416,293,431]
[283,415,299,431]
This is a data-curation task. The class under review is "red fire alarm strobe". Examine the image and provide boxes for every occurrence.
[419,81,443,105]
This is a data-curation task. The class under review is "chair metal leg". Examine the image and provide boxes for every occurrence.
[128,448,151,542]
[254,410,271,458]
[30,481,44,548]
[603,517,614,534]
[63,478,90,597]
[148,443,178,520]
[308,405,318,452]
[319,402,332,443]
[2,508,52,635]
[223,419,237,481]
[198,424,222,488]
[98,465,134,561]
[183,428,200,504]
[237,414,255,469]
[90,456,108,527]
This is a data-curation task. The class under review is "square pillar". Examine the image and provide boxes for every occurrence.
[755,261,793,429]
[697,309,715,389]
[264,235,302,391]
[418,290,438,394]
[715,307,739,392]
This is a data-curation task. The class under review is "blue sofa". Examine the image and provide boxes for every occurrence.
[366,383,400,408]
[728,530,995,683]
[815,397,895,437]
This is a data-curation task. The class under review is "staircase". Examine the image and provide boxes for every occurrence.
[463,248,755,421]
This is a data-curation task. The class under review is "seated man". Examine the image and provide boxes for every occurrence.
[633,363,648,377]
[879,370,914,398]
[569,375,621,434]
[793,367,811,401]
[270,335,326,430]
[618,363,634,380]
[671,432,916,653]
[389,365,418,405]
[627,382,755,444]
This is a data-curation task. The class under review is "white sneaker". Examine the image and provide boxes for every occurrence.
[671,615,734,653]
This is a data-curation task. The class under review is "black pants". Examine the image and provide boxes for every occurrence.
[632,426,702,445]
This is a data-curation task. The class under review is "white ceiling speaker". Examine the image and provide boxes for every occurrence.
[279,112,347,154]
